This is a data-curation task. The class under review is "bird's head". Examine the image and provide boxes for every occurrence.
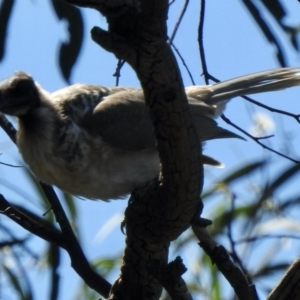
[0,72,40,116]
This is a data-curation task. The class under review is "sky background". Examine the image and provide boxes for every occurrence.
[1,1,300,299]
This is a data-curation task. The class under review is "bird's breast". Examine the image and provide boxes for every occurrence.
[17,119,160,200]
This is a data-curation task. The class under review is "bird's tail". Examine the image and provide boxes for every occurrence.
[186,67,300,113]
[186,67,300,166]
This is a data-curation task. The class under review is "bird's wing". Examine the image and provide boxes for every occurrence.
[185,94,244,141]
[189,109,244,141]
[79,89,157,151]
[53,84,242,151]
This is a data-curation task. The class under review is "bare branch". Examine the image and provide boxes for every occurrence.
[192,224,259,300]
[0,195,66,247]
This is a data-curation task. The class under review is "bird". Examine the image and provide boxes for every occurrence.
[0,67,299,200]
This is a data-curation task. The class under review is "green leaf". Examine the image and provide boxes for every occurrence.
[253,262,290,279]
[260,163,300,202]
[62,191,77,220]
[51,0,84,82]
[21,167,55,221]
[0,0,15,61]
[290,30,299,51]
[241,0,286,66]
[202,160,266,199]
[261,0,286,22]
[92,256,122,277]
[3,265,29,300]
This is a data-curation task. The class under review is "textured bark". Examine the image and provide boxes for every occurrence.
[66,0,203,298]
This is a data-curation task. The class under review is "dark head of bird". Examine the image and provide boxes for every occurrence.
[0,72,40,116]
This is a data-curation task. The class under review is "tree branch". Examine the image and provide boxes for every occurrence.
[192,224,259,300]
[66,0,203,299]
[0,195,65,245]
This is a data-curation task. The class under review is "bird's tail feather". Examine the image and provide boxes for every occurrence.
[208,67,300,105]
[186,67,300,107]
[187,67,300,166]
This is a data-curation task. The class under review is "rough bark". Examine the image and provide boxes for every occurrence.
[65,0,203,298]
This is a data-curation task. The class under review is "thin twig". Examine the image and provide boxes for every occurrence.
[1,224,39,260]
[169,0,176,6]
[168,0,189,44]
[171,43,196,85]
[0,161,22,167]
[113,59,126,86]
[243,95,300,124]
[236,234,300,244]
[0,153,23,168]
[198,0,209,85]
[221,114,300,163]
[197,2,300,164]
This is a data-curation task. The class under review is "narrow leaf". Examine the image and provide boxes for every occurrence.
[51,0,84,82]
[242,0,286,66]
[261,0,286,22]
[260,163,300,201]
[0,0,15,61]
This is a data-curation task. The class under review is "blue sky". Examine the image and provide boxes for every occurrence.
[1,1,300,299]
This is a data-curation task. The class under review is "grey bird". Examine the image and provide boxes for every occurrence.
[0,68,299,200]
